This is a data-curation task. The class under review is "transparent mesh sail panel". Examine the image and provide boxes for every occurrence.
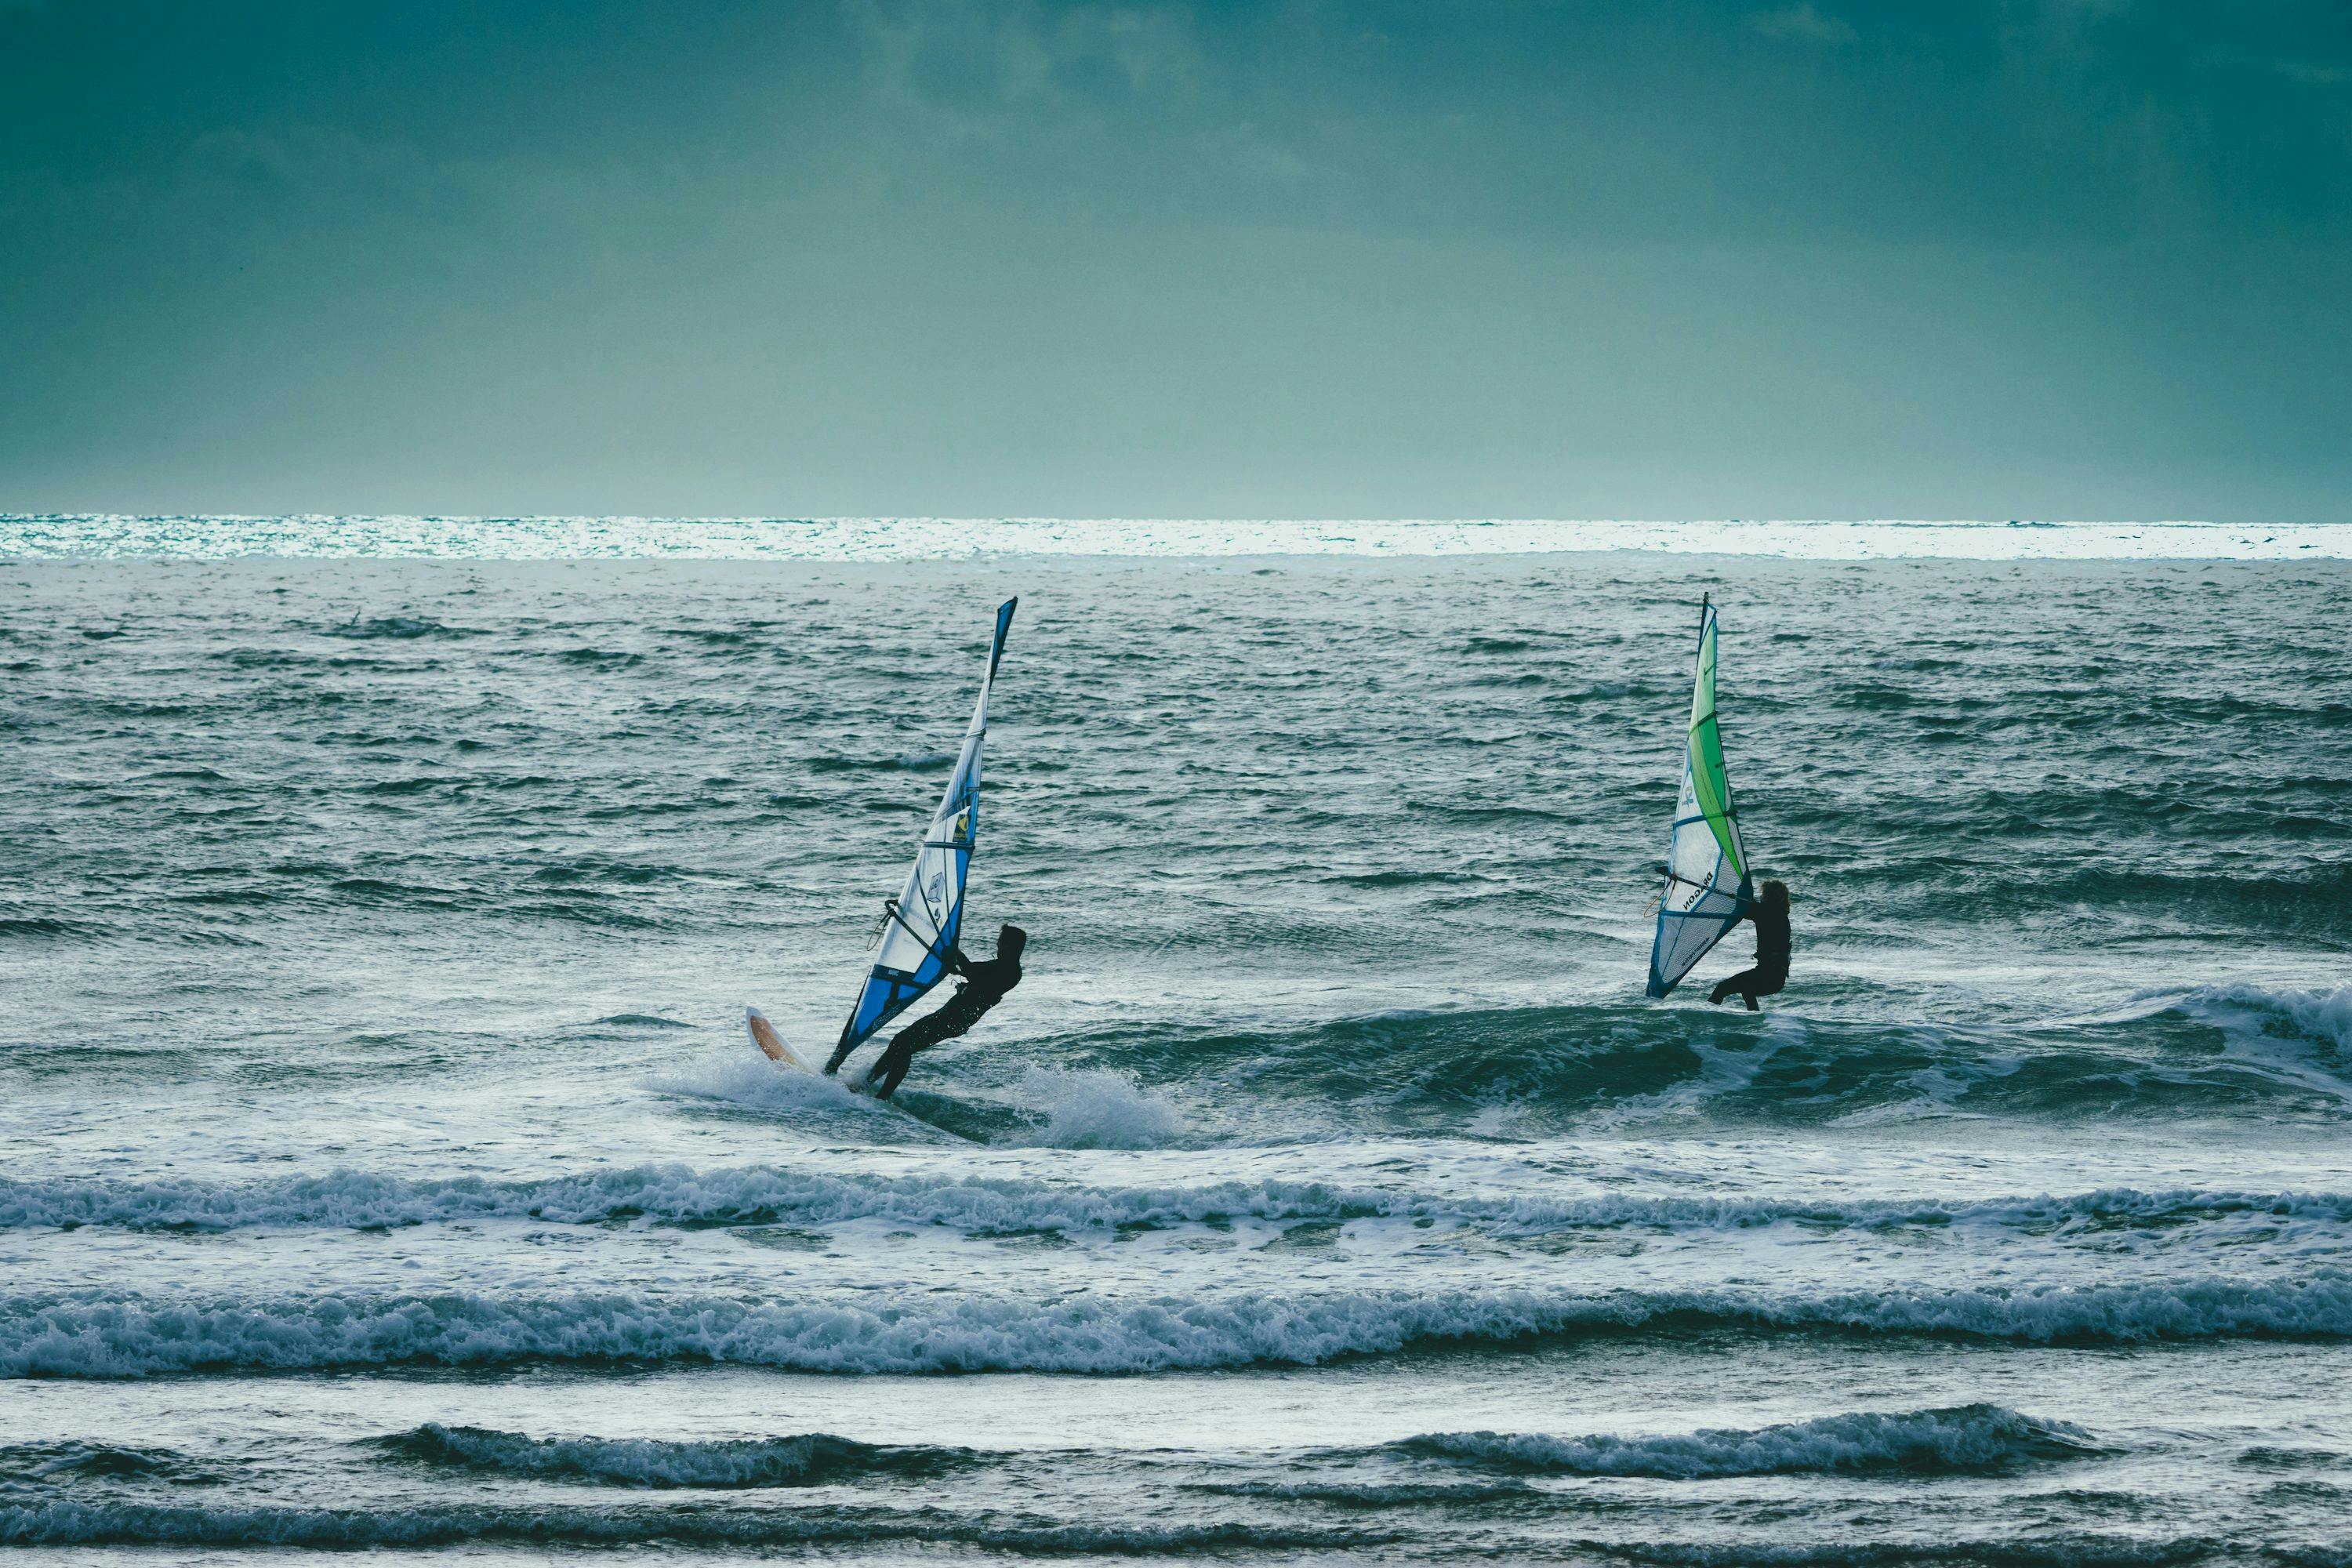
[1647,604,1751,999]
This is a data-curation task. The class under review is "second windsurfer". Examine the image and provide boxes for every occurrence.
[1708,880,1791,1010]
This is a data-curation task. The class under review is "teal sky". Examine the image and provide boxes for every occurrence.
[3,1,2347,520]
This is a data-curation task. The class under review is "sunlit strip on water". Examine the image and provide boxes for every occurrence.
[5,514,2350,560]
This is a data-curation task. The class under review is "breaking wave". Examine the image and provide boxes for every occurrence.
[2165,983,2352,1053]
[8,1276,2351,1378]
[376,1424,971,1487]
[1394,1404,2103,1479]
[4,1165,2345,1243]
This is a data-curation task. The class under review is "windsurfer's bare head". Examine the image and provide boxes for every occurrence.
[1759,880,1790,910]
[996,924,1028,960]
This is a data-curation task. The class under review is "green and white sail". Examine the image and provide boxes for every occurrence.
[1646,596,1752,999]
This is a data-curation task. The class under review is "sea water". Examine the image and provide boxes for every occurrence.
[2,521,2349,1564]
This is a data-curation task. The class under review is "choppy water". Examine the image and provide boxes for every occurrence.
[2,528,2350,1565]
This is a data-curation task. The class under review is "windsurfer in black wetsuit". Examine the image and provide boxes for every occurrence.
[1709,880,1790,1011]
[851,924,1026,1099]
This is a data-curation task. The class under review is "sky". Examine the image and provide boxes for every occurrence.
[2,0,2347,520]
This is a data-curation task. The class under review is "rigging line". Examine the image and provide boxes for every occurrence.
[877,896,946,957]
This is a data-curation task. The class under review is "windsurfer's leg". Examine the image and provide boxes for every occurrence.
[829,1014,953,1074]
[862,1011,966,1097]
[871,1041,914,1098]
[1711,969,1759,1006]
[888,1012,958,1057]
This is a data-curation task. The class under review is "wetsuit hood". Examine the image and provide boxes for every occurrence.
[996,924,1027,962]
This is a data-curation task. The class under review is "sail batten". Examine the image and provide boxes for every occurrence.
[835,599,1017,1057]
[1646,597,1752,1000]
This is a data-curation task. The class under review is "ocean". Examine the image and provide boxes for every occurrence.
[2,518,2349,1565]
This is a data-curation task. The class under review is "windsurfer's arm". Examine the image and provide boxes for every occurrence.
[946,946,971,975]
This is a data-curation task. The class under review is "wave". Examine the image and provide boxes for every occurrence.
[0,1499,1392,1552]
[0,1442,213,1485]
[2165,983,2352,1053]
[0,915,88,940]
[1392,1404,2103,1479]
[4,1164,2344,1242]
[2047,864,2352,940]
[808,750,955,773]
[323,615,465,640]
[1562,1538,2220,1568]
[1193,1479,1532,1506]
[2237,1445,2350,1472]
[1839,860,2352,944]
[376,1423,971,1487]
[8,1276,2350,1378]
[114,864,693,932]
[1041,1000,2352,1125]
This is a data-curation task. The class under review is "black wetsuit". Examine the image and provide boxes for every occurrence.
[868,948,1022,1098]
[1710,902,1790,1011]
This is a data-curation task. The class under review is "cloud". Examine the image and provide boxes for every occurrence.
[2268,57,2347,86]
[1748,4,1857,45]
[850,0,1203,125]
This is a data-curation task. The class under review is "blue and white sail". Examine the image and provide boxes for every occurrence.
[1646,596,1753,999]
[835,598,1018,1058]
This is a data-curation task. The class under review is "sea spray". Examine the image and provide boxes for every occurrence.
[1010,1067,1190,1149]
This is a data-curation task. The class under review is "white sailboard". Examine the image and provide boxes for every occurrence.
[1646,595,1754,999]
[746,1006,821,1074]
[748,598,1018,1074]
